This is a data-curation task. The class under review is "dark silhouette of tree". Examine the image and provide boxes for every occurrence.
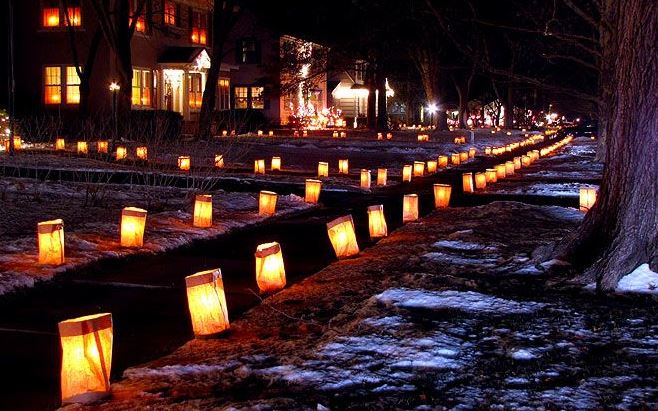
[197,0,241,140]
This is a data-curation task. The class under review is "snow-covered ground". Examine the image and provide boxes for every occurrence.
[84,201,658,410]
[0,177,312,296]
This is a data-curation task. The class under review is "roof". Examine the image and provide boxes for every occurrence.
[158,47,207,64]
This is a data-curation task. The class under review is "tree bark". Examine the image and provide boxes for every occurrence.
[554,0,658,291]
[198,0,238,140]
[375,69,388,130]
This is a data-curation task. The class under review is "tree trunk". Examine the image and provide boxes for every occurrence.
[554,0,658,291]
[198,0,237,140]
[375,70,388,130]
[504,86,514,128]
[366,64,376,130]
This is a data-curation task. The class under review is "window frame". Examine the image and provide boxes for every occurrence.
[188,72,203,110]
[41,1,82,29]
[217,78,230,110]
[131,68,153,108]
[164,0,177,26]
[237,38,260,64]
[43,66,62,105]
[233,85,265,110]
[190,10,207,45]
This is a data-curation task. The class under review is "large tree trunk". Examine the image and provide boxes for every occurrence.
[198,0,237,140]
[366,64,376,130]
[375,70,388,130]
[553,0,658,291]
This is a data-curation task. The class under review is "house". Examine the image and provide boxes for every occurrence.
[11,1,334,128]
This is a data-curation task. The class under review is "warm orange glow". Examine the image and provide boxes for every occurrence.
[193,195,213,228]
[340,131,347,138]
[43,8,60,27]
[332,131,339,138]
[222,130,228,137]
[339,159,349,174]
[495,164,506,179]
[178,156,191,171]
[271,156,281,171]
[367,204,388,239]
[58,313,112,404]
[514,157,522,170]
[433,184,451,208]
[459,151,469,163]
[136,146,148,161]
[521,155,531,167]
[269,131,274,136]
[403,194,419,223]
[257,130,264,136]
[579,188,597,212]
[360,169,371,189]
[485,169,498,183]
[38,219,65,265]
[377,132,383,140]
[116,146,127,160]
[55,138,66,151]
[377,168,387,186]
[438,155,448,168]
[65,7,81,26]
[213,154,224,168]
[475,172,487,189]
[258,191,278,216]
[386,132,393,140]
[505,161,515,176]
[303,130,309,137]
[413,161,425,177]
[402,165,412,182]
[254,159,266,174]
[468,147,476,158]
[255,242,286,293]
[76,141,88,155]
[97,141,108,154]
[485,147,492,155]
[120,207,147,248]
[426,160,437,174]
[318,161,329,177]
[326,215,360,259]
[451,153,460,165]
[305,179,322,203]
[462,172,474,193]
[185,269,229,337]
[417,134,429,142]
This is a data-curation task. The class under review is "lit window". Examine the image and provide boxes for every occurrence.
[239,39,259,64]
[217,79,230,110]
[44,66,62,104]
[251,87,264,109]
[129,0,146,32]
[188,73,203,109]
[164,1,176,25]
[65,7,81,26]
[65,66,81,104]
[43,7,60,27]
[132,69,141,105]
[234,87,248,109]
[132,68,152,107]
[191,11,207,45]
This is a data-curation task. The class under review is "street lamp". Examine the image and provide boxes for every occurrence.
[109,81,120,142]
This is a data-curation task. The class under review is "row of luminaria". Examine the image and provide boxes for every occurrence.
[55,133,570,404]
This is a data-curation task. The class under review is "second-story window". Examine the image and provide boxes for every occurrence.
[42,0,82,28]
[129,0,147,33]
[42,2,60,27]
[191,11,207,45]
[164,1,177,25]
[238,39,260,64]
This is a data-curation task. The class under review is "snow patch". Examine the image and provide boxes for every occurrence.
[616,264,658,295]
[432,240,496,252]
[376,289,546,315]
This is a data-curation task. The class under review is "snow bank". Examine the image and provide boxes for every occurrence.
[616,264,658,295]
[376,288,546,315]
